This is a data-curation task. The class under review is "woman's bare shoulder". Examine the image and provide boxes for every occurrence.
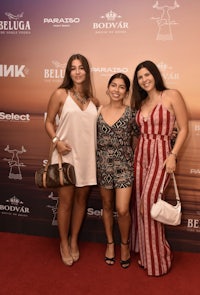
[54,87,67,97]
[91,96,100,107]
[164,88,182,98]
[163,89,184,104]
[50,88,67,102]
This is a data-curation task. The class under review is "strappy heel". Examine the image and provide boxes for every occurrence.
[120,241,131,269]
[138,259,144,268]
[104,241,115,266]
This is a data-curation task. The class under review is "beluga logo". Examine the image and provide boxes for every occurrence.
[44,60,66,82]
[0,11,31,34]
[5,12,24,21]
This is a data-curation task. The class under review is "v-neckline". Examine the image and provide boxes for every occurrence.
[100,106,127,127]
[70,94,91,112]
[140,103,161,122]
[140,91,163,121]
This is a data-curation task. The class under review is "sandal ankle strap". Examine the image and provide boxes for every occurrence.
[121,240,129,245]
[107,241,114,245]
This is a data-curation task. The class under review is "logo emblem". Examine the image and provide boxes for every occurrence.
[3,145,26,180]
[151,1,180,41]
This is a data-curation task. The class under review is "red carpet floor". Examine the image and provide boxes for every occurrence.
[0,232,199,295]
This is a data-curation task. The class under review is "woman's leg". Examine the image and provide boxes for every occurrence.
[115,186,132,267]
[100,187,115,264]
[70,186,90,261]
[57,185,75,266]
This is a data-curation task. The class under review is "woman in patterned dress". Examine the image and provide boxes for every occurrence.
[45,54,99,266]
[130,60,188,276]
[97,73,139,269]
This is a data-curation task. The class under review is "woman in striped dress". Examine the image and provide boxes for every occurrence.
[130,60,188,276]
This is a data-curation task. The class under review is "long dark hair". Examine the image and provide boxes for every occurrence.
[59,54,93,99]
[131,60,167,110]
[108,73,130,92]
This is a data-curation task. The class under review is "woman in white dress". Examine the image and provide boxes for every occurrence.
[45,54,99,266]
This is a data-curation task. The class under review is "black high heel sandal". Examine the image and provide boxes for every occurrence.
[138,259,144,268]
[120,241,131,269]
[104,241,115,266]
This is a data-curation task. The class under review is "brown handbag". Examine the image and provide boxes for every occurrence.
[35,143,76,188]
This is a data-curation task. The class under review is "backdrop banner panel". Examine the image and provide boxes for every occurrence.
[0,0,200,252]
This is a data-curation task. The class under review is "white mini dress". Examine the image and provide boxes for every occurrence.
[51,93,98,187]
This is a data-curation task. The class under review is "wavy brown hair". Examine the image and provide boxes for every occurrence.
[131,60,167,110]
[59,54,93,99]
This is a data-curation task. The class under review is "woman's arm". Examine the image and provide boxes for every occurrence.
[164,89,188,172]
[45,89,72,155]
[45,89,62,140]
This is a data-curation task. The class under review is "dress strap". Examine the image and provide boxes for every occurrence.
[97,105,103,117]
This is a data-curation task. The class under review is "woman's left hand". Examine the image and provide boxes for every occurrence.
[163,154,176,173]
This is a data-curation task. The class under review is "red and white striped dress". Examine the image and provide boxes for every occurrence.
[133,100,175,276]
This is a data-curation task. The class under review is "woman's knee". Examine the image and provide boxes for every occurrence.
[117,207,130,218]
[102,197,113,211]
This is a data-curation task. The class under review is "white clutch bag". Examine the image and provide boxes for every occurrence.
[150,172,181,226]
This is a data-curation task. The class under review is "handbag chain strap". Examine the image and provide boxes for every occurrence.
[159,172,180,202]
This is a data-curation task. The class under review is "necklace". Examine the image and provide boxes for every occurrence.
[73,89,87,105]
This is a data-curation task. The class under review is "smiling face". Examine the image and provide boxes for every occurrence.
[107,78,128,102]
[70,59,86,86]
[137,67,156,93]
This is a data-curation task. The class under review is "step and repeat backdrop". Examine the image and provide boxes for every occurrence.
[0,0,200,251]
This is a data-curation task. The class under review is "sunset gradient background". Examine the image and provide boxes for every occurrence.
[0,0,200,251]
